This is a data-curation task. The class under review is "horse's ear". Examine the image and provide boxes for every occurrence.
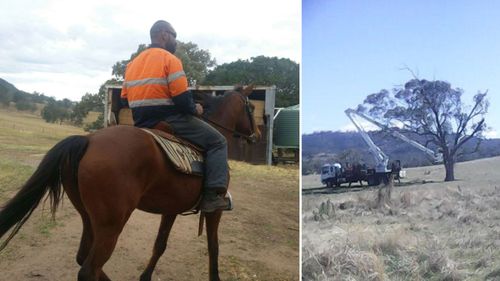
[242,84,255,96]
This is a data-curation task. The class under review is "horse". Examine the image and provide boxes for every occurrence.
[0,85,261,281]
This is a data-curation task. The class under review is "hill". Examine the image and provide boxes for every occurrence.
[302,130,500,174]
[0,78,54,109]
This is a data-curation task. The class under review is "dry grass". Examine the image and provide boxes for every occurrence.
[303,157,500,280]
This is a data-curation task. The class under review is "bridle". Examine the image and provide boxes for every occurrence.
[199,92,258,143]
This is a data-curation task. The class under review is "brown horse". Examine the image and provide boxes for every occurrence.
[0,85,260,281]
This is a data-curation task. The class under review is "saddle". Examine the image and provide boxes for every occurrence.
[142,122,204,176]
[143,122,234,218]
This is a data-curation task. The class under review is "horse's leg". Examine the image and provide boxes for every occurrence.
[77,213,131,281]
[63,181,112,281]
[77,221,112,281]
[77,215,93,263]
[139,214,177,281]
[205,210,222,281]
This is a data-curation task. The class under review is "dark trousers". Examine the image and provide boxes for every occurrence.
[164,114,228,190]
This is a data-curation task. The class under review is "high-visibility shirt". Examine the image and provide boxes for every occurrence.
[121,46,196,128]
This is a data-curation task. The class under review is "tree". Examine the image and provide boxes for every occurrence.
[71,92,106,125]
[203,56,299,107]
[111,42,215,85]
[41,100,70,124]
[14,98,36,112]
[84,113,104,132]
[175,42,216,85]
[358,79,489,181]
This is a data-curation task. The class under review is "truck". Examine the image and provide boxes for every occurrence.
[321,109,405,188]
[321,162,381,187]
[322,108,442,188]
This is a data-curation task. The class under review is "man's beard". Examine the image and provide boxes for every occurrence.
[166,43,176,54]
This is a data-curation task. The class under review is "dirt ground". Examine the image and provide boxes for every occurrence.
[302,157,500,280]
[0,161,299,281]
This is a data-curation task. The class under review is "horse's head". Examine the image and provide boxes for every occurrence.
[200,85,261,144]
[231,84,261,143]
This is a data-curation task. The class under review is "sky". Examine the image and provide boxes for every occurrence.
[303,0,500,139]
[0,0,300,101]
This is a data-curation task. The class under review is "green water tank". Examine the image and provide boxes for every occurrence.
[273,104,299,148]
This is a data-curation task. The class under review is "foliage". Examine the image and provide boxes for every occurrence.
[175,42,216,85]
[358,78,489,181]
[1,79,54,110]
[111,42,215,85]
[83,113,104,132]
[41,100,71,124]
[71,90,105,126]
[203,56,299,107]
[14,98,36,112]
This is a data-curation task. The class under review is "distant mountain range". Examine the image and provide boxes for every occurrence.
[0,77,24,97]
[0,78,54,107]
[302,130,500,174]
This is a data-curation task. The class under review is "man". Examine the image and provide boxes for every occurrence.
[121,20,229,213]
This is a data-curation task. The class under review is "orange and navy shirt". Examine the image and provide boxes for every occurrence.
[121,45,195,128]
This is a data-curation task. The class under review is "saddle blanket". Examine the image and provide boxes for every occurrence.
[141,128,204,176]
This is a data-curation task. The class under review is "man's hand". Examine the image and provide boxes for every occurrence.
[195,103,204,116]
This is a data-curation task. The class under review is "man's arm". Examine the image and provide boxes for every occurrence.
[171,90,196,115]
[167,56,197,115]
[121,73,129,107]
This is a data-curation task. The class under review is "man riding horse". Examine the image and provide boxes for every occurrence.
[121,20,229,213]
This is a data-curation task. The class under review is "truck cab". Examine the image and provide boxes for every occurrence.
[320,163,343,187]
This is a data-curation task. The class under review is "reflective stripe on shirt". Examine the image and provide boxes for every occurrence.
[123,78,168,88]
[129,98,174,108]
[167,71,186,83]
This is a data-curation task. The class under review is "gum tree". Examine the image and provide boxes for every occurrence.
[358,79,489,181]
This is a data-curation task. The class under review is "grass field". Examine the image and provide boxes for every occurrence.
[0,109,84,201]
[0,107,299,280]
[303,157,500,281]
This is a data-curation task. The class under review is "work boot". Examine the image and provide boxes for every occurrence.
[200,190,229,212]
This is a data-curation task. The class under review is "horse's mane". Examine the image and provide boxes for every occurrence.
[196,86,243,117]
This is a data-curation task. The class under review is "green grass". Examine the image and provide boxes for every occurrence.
[0,109,84,238]
[36,216,60,237]
[0,108,83,190]
[0,159,34,201]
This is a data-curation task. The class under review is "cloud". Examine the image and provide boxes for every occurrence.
[340,121,378,132]
[0,0,299,100]
[483,130,498,139]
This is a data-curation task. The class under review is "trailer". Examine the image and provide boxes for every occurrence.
[104,84,276,165]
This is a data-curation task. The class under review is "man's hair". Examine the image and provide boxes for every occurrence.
[150,20,170,41]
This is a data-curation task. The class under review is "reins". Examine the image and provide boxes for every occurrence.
[198,92,257,143]
[199,115,257,143]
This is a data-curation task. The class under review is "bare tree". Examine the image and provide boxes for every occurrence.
[358,79,489,181]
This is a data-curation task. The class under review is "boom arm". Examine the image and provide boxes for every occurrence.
[345,109,390,173]
[346,109,443,163]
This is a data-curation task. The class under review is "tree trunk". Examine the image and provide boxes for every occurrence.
[444,159,455,181]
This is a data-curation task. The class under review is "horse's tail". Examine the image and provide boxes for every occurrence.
[0,135,89,251]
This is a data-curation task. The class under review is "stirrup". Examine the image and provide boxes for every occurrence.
[224,192,233,211]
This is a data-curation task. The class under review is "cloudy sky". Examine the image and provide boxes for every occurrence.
[303,0,500,139]
[0,0,300,101]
